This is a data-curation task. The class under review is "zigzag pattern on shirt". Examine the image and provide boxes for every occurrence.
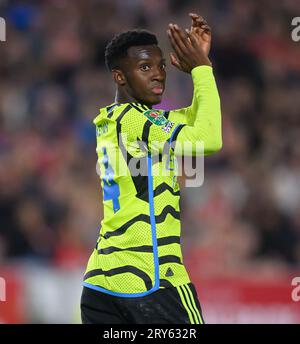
[98,236,180,255]
[153,182,180,197]
[103,205,180,239]
[84,265,152,290]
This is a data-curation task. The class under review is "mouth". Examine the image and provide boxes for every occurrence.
[151,86,164,95]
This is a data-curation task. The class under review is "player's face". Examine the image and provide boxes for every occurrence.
[122,45,166,106]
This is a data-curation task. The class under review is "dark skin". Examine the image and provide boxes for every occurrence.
[113,45,167,107]
[112,13,212,108]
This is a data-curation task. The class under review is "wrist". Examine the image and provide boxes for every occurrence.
[191,65,213,79]
[188,59,212,73]
[195,57,212,67]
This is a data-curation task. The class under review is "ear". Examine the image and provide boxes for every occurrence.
[112,69,126,86]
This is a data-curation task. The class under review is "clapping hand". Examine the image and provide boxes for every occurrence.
[167,13,212,73]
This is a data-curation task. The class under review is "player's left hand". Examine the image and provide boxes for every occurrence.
[188,13,211,57]
[167,23,212,73]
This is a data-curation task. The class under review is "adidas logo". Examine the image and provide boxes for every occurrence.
[165,267,174,277]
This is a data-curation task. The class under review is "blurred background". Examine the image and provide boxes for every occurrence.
[0,0,300,323]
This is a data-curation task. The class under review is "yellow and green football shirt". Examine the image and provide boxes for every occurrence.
[83,65,222,297]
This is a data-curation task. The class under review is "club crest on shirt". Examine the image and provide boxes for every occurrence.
[144,109,168,126]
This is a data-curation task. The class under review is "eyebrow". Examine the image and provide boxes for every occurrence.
[138,58,166,64]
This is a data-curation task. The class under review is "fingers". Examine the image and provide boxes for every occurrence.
[167,24,192,58]
[190,13,206,28]
[192,27,211,44]
[167,28,181,59]
[189,13,211,34]
[189,13,205,23]
[185,29,200,48]
[166,18,212,72]
[167,25,195,72]
[192,24,211,38]
[189,13,206,25]
[167,26,184,58]
[169,52,181,69]
[169,52,190,72]
[200,24,211,35]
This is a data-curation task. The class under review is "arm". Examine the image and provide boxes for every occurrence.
[148,16,221,156]
[167,13,213,126]
[167,94,197,126]
[167,17,221,156]
[167,70,209,126]
[149,66,221,156]
[172,65,222,156]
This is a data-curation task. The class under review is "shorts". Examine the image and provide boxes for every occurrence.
[80,283,205,324]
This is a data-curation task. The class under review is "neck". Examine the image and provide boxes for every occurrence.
[114,88,152,108]
[115,88,135,104]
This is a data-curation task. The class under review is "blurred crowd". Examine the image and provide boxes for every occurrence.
[0,0,300,277]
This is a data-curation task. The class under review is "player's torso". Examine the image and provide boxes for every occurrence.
[84,103,190,296]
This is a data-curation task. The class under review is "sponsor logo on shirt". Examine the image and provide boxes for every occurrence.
[144,110,168,126]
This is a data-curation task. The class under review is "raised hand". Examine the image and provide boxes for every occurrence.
[188,13,211,57]
[167,20,212,74]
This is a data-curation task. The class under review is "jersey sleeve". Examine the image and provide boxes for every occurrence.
[149,66,222,156]
[166,91,198,126]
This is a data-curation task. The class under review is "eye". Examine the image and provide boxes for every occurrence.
[160,63,166,71]
[140,64,150,71]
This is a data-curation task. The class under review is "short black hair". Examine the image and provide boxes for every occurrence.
[105,29,158,71]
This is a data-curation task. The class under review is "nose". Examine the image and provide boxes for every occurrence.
[152,66,165,82]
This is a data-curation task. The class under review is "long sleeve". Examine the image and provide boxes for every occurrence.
[173,65,222,156]
[166,80,199,126]
[149,65,222,156]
